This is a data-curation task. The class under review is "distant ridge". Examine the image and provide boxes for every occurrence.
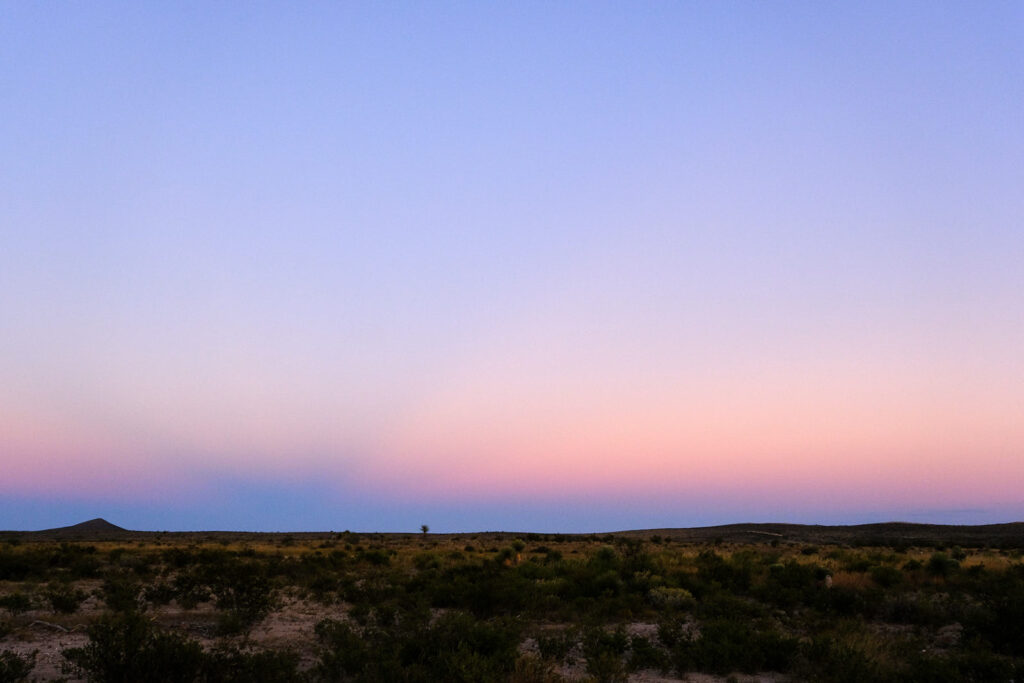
[614,521,1024,546]
[1,520,1023,546]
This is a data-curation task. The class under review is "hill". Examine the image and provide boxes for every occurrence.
[615,521,1024,546]
[30,517,131,539]
[3,519,1024,546]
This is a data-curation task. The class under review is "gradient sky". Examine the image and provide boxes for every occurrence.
[2,2,1023,531]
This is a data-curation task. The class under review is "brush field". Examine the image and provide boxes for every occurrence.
[2,526,1024,681]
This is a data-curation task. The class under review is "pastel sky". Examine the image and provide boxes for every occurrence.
[2,3,1023,531]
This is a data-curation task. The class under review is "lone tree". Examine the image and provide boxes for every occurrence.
[420,525,429,536]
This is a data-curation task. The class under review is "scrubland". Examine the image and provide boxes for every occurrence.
[2,528,1023,681]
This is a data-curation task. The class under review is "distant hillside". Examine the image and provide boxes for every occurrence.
[2,519,1023,546]
[615,521,1024,546]
[30,518,131,539]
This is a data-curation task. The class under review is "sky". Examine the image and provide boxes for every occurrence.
[1,2,1023,532]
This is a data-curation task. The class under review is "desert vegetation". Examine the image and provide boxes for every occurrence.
[1,523,1023,681]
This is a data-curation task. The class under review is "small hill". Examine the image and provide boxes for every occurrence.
[35,518,130,539]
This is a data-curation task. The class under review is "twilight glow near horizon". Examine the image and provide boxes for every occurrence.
[2,3,1023,531]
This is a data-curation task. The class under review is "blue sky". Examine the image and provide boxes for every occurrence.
[2,2,1023,531]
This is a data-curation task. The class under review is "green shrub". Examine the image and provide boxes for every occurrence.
[648,587,695,610]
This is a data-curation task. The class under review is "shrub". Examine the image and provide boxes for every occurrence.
[314,619,372,679]
[510,655,564,683]
[694,550,752,592]
[45,583,87,614]
[142,581,176,607]
[203,645,302,683]
[969,587,1024,657]
[100,572,144,613]
[172,569,211,609]
[796,635,885,683]
[656,617,687,649]
[536,627,578,663]
[62,612,205,683]
[926,553,960,578]
[357,549,390,566]
[315,610,521,682]
[673,618,798,675]
[0,593,33,617]
[585,650,628,682]
[0,649,36,682]
[412,553,440,571]
[648,587,695,610]
[0,550,35,582]
[869,565,904,588]
[201,560,276,633]
[582,625,629,681]
[628,634,670,672]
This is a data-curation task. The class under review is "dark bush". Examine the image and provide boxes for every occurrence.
[315,610,521,682]
[172,569,211,609]
[927,553,960,578]
[0,593,33,617]
[536,627,578,663]
[582,624,629,680]
[203,645,302,683]
[628,634,670,672]
[100,572,144,613]
[0,550,36,582]
[62,612,205,683]
[0,649,36,682]
[357,549,390,566]
[672,618,798,675]
[694,550,752,592]
[143,581,176,607]
[796,636,885,683]
[870,565,904,588]
[201,560,276,633]
[45,583,87,614]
